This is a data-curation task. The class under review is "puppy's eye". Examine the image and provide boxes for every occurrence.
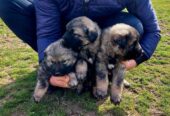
[83,27,89,35]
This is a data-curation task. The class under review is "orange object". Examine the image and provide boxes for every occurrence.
[49,75,70,88]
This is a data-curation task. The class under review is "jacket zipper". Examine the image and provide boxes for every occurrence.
[83,0,90,16]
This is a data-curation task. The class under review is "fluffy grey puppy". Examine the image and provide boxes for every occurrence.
[94,23,143,105]
[33,16,101,102]
[64,16,101,94]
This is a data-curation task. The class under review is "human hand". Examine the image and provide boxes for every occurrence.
[121,59,137,70]
[49,75,70,88]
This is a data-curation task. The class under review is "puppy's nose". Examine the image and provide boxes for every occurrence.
[88,32,98,42]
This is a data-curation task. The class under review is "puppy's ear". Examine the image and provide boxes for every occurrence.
[66,22,75,33]
[66,22,71,30]
[66,18,82,31]
[88,31,98,43]
[84,26,99,43]
[66,19,76,31]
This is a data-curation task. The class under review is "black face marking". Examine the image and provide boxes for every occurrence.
[82,25,98,43]
[112,36,127,49]
[124,41,142,60]
[118,38,127,49]
[50,61,75,76]
[63,31,82,51]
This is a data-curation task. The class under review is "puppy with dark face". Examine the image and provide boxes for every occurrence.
[33,39,79,102]
[64,17,100,51]
[64,16,101,94]
[33,16,101,102]
[94,23,142,104]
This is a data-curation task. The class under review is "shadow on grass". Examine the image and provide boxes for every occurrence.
[0,70,127,116]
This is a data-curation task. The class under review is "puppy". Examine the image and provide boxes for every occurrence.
[94,23,143,105]
[33,16,101,102]
[64,16,101,94]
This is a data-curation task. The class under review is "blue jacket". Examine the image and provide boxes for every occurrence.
[35,0,161,64]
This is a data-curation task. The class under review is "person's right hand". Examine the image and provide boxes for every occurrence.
[49,75,71,88]
[121,59,137,70]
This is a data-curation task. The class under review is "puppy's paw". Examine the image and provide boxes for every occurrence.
[93,87,108,100]
[33,95,41,103]
[68,73,78,88]
[76,84,84,95]
[76,60,88,82]
[110,94,122,105]
[76,72,87,82]
[33,80,48,103]
[68,78,78,88]
[110,85,123,105]
[33,90,46,103]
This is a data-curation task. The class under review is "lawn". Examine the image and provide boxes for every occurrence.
[0,0,170,115]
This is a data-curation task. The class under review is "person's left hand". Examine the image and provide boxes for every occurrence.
[49,75,70,88]
[121,59,137,70]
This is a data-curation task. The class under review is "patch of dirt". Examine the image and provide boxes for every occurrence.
[149,107,164,116]
[124,88,138,97]
[59,100,96,116]
[0,75,15,86]
[102,107,127,116]
[159,20,168,29]
[126,110,141,116]
[84,112,97,116]
[0,91,15,109]
[11,109,26,116]
[165,31,170,36]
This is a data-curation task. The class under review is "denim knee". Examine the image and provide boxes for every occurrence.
[0,0,34,17]
[0,0,7,16]
[0,0,13,16]
[0,0,37,51]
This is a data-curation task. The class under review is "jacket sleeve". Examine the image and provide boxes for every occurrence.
[35,0,62,62]
[126,0,161,65]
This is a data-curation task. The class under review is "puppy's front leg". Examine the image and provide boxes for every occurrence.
[75,59,88,82]
[94,61,109,99]
[33,66,49,103]
[68,72,78,88]
[75,59,88,94]
[110,63,125,105]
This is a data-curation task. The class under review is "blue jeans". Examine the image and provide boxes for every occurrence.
[0,0,143,52]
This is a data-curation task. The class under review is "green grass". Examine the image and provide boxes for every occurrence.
[0,0,170,115]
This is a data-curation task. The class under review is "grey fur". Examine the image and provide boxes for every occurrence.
[94,23,142,105]
[33,16,101,102]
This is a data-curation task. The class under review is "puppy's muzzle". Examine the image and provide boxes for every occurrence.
[125,42,143,59]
